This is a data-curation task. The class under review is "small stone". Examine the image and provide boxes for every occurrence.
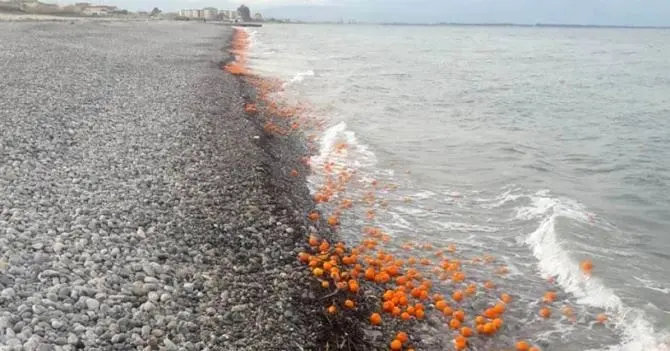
[6,338,22,348]
[148,336,158,348]
[67,333,79,345]
[159,293,171,302]
[183,283,194,292]
[53,242,65,254]
[231,304,247,313]
[32,304,47,314]
[111,333,126,343]
[140,301,155,312]
[143,276,158,284]
[1,287,16,299]
[131,282,146,296]
[85,298,100,310]
[147,291,159,302]
[51,319,65,330]
[205,307,216,316]
[0,316,9,329]
[163,338,178,351]
[23,334,42,350]
[141,325,150,338]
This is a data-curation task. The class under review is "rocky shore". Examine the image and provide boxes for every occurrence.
[0,21,329,350]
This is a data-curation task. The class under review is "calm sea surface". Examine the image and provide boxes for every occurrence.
[244,24,670,350]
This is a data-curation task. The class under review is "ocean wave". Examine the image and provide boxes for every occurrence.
[517,191,666,351]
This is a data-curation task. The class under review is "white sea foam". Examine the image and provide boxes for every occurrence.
[633,276,670,295]
[308,121,377,192]
[517,191,667,351]
[283,70,315,87]
[478,188,525,209]
[431,220,499,233]
[245,28,257,48]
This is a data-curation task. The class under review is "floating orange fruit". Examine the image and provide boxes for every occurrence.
[501,293,512,304]
[539,307,552,318]
[543,291,557,303]
[516,341,531,351]
[562,306,573,317]
[581,259,594,273]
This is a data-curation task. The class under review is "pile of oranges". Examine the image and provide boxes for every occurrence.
[224,27,608,351]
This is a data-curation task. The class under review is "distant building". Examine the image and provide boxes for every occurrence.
[253,12,262,21]
[178,8,202,18]
[177,7,247,20]
[202,7,217,19]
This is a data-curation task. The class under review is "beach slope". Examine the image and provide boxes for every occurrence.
[0,21,322,350]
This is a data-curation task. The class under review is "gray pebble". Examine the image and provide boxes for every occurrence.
[6,338,22,348]
[231,304,248,313]
[32,304,47,315]
[1,287,16,299]
[67,333,79,345]
[50,319,65,330]
[163,338,178,351]
[85,298,99,311]
[140,301,155,312]
[111,333,126,343]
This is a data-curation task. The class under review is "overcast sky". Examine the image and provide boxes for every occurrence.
[111,0,670,26]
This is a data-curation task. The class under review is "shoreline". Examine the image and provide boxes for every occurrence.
[222,30,381,350]
[224,28,440,350]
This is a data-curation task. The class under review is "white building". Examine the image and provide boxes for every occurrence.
[202,7,217,19]
[178,9,202,18]
[219,9,238,20]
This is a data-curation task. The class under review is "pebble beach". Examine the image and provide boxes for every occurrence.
[0,20,335,351]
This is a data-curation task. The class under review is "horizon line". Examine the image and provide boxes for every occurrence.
[263,19,670,29]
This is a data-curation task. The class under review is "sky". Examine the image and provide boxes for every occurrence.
[113,0,670,26]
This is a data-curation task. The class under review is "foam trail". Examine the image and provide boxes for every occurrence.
[518,192,667,351]
[311,121,346,169]
[245,29,258,48]
[283,70,315,87]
